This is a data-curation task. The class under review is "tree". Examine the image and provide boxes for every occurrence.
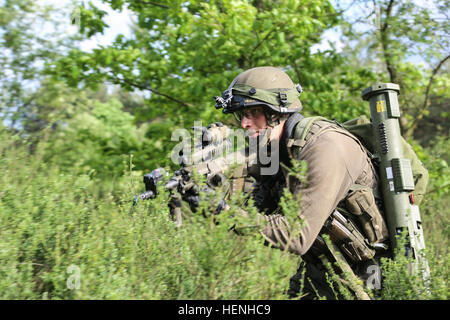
[0,0,84,132]
[49,0,369,131]
[337,0,450,139]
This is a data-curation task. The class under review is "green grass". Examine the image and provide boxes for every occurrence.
[0,128,448,299]
[0,130,299,299]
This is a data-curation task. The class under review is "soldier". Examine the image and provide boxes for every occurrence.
[214,66,390,300]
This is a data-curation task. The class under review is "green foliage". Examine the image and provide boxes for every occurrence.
[78,1,109,37]
[380,232,449,300]
[48,0,368,128]
[0,0,82,128]
[338,0,450,138]
[1,118,449,299]
[41,95,175,177]
[0,0,448,300]
[0,128,299,299]
[411,137,450,258]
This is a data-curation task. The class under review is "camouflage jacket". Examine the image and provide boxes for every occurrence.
[247,118,387,256]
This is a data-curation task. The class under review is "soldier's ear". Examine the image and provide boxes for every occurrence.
[265,112,282,127]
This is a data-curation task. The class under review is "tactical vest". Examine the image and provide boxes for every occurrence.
[285,115,429,263]
[287,115,428,205]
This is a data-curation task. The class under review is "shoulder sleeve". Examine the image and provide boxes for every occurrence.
[258,129,369,255]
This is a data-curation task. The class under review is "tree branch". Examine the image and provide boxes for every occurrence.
[132,1,169,9]
[246,20,288,64]
[327,0,359,18]
[114,77,194,108]
[405,53,450,138]
[381,0,395,33]
[426,182,450,195]
[379,0,399,84]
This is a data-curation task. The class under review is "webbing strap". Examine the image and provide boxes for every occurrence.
[287,116,382,201]
[286,116,329,158]
[289,116,328,144]
[349,183,381,200]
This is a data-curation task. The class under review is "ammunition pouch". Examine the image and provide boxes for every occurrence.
[322,210,376,263]
[345,186,389,245]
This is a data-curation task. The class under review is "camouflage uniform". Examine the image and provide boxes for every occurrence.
[253,120,378,255]
[252,119,384,299]
[215,67,389,299]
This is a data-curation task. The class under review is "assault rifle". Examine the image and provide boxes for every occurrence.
[133,122,249,225]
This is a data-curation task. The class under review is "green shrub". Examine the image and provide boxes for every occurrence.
[0,126,448,300]
[0,128,299,299]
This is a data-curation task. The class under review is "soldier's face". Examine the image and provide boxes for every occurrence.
[239,107,268,138]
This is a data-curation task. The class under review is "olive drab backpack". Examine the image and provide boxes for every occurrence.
[288,115,429,206]
[340,115,429,205]
[287,114,429,259]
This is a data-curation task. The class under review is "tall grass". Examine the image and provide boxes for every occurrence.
[0,128,299,299]
[0,127,448,299]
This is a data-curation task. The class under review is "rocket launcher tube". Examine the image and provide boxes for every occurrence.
[362,83,430,280]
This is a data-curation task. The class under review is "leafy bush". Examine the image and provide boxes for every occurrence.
[0,127,298,299]
[43,98,154,177]
[0,124,448,300]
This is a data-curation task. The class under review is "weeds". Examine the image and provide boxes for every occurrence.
[0,127,448,300]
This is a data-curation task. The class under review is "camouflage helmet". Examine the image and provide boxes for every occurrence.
[214,66,303,115]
